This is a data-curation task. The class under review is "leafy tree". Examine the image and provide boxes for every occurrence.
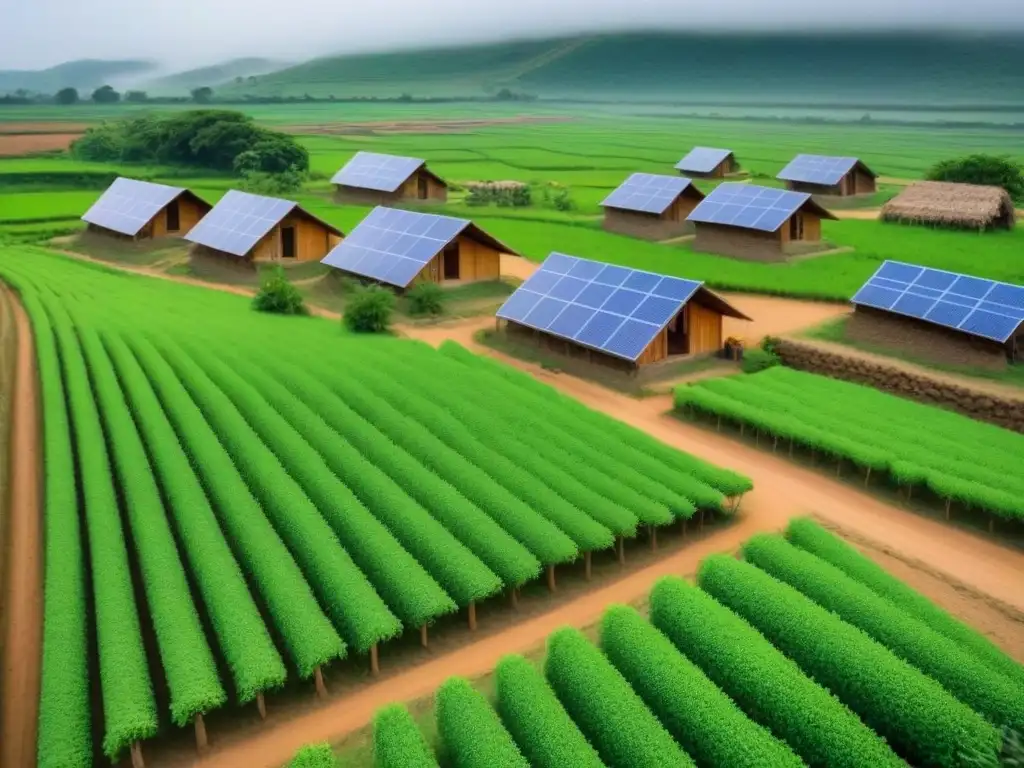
[234,76,244,84]
[926,154,1024,201]
[344,285,395,333]
[406,282,445,316]
[239,166,306,196]
[124,90,148,103]
[55,87,79,105]
[91,85,121,103]
[191,86,214,103]
[252,266,308,315]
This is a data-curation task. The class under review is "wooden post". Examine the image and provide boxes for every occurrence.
[584,551,592,581]
[546,564,556,593]
[194,714,208,753]
[944,498,951,521]
[468,601,477,631]
[617,536,625,565]
[256,692,267,720]
[370,644,380,676]
[130,742,145,768]
[314,666,327,698]
[649,525,658,551]
[420,624,428,648]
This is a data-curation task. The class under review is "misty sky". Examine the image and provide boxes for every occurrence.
[4,0,1024,70]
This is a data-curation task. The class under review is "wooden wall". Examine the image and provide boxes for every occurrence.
[149,196,207,238]
[251,214,341,262]
[778,212,822,244]
[397,170,448,202]
[413,234,500,285]
[637,329,669,365]
[686,302,724,354]
[787,170,876,197]
[603,193,700,241]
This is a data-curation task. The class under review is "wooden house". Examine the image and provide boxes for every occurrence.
[850,260,1024,369]
[184,190,343,263]
[881,181,1015,231]
[81,177,211,241]
[777,154,877,197]
[675,147,739,179]
[687,183,837,262]
[601,173,705,241]
[321,206,519,289]
[495,253,752,371]
[331,151,448,206]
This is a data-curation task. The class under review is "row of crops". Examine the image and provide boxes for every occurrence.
[0,247,751,767]
[287,517,1024,768]
[674,366,1024,523]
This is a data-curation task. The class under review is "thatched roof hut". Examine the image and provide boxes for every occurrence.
[881,181,1016,231]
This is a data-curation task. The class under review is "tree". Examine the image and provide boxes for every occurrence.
[234,76,244,85]
[238,166,306,196]
[55,87,79,105]
[252,266,308,315]
[91,85,121,103]
[124,90,148,103]
[343,285,395,333]
[926,154,1024,201]
[191,86,214,104]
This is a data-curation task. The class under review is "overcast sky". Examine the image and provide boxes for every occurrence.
[3,0,1024,70]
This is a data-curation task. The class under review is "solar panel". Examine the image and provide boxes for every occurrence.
[777,154,859,186]
[851,260,1024,343]
[496,253,702,362]
[184,190,295,257]
[686,183,809,232]
[321,206,468,287]
[675,147,732,174]
[81,177,185,236]
[601,173,695,215]
[330,151,425,193]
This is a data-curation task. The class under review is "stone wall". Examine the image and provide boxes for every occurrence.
[774,339,1024,434]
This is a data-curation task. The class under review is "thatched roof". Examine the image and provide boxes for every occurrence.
[881,181,1016,230]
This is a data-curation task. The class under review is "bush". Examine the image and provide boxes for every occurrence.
[435,677,528,768]
[344,285,395,333]
[926,154,1024,200]
[239,167,306,196]
[289,743,336,768]
[252,266,308,316]
[741,347,780,373]
[406,282,446,317]
[372,704,439,768]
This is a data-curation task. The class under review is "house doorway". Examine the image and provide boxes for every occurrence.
[281,226,296,258]
[666,311,688,355]
[418,175,429,200]
[166,200,180,232]
[789,213,804,241]
[443,241,461,280]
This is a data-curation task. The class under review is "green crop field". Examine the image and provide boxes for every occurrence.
[288,519,1023,768]
[0,246,750,766]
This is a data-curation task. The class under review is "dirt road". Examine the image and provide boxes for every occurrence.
[0,287,43,768]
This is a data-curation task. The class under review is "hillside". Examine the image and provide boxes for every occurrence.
[0,59,156,94]
[221,32,1024,106]
[145,57,291,95]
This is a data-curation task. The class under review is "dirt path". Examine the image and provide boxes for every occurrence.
[834,208,882,220]
[0,286,43,768]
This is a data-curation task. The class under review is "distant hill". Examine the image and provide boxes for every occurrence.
[0,59,156,94]
[220,32,1024,107]
[145,58,291,95]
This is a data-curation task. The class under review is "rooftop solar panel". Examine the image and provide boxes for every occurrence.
[601,173,695,215]
[496,253,702,362]
[321,206,468,288]
[675,147,732,174]
[81,177,185,236]
[330,151,426,193]
[184,190,296,257]
[686,183,809,232]
[777,154,859,186]
[851,260,1024,343]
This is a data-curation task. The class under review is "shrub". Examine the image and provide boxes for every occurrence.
[372,704,439,768]
[252,266,308,315]
[406,282,445,317]
[288,743,336,768]
[435,677,528,768]
[741,347,780,373]
[926,154,1024,200]
[238,167,306,196]
[344,285,395,333]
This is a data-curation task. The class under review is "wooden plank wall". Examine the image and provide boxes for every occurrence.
[686,302,723,354]
[148,197,207,238]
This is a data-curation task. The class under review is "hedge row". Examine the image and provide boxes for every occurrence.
[372,704,439,768]
[544,627,694,767]
[697,555,1001,767]
[435,678,528,768]
[648,576,903,768]
[288,743,337,768]
[599,604,803,768]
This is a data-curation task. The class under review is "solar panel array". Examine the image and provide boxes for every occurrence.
[331,151,425,193]
[852,261,1024,343]
[184,190,296,257]
[81,177,185,236]
[321,206,468,287]
[686,183,809,232]
[675,147,731,174]
[777,154,859,186]
[601,173,694,215]
[496,253,702,362]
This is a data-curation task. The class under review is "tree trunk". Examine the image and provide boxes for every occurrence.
[546,564,556,593]
[617,536,625,565]
[680,517,687,538]
[314,666,327,698]
[370,644,380,676]
[194,714,208,753]
[649,525,657,551]
[130,742,145,768]
[699,508,705,533]
[256,692,267,720]
[420,624,428,648]
[864,467,872,486]
[989,516,995,534]
[584,551,592,581]
[468,601,477,631]
[944,498,951,521]
[510,587,519,609]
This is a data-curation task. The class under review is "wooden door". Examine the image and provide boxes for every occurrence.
[418,174,429,200]
[443,242,460,280]
[166,200,180,232]
[281,226,296,258]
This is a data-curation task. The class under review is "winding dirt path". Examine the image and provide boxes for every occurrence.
[0,286,43,768]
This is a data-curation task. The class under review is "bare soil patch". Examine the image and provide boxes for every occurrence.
[834,208,882,220]
[0,122,91,134]
[0,133,82,156]
[285,116,572,135]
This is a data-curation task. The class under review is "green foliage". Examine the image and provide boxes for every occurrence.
[544,627,695,768]
[466,183,531,207]
[406,281,446,316]
[372,705,439,768]
[191,86,214,103]
[343,284,396,333]
[785,518,1024,689]
[698,554,1001,767]
[91,84,120,103]
[55,86,79,104]
[238,166,307,195]
[494,654,606,768]
[674,366,1024,521]
[252,265,308,315]
[435,678,529,768]
[599,604,803,768]
[741,347,780,373]
[288,743,337,768]
[648,576,904,768]
[927,154,1024,200]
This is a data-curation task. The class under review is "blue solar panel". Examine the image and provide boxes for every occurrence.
[601,173,695,215]
[330,151,425,193]
[321,207,468,287]
[496,253,702,362]
[851,260,1024,343]
[81,177,186,236]
[184,190,295,257]
[675,147,732,174]
[777,155,859,186]
[686,183,809,233]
